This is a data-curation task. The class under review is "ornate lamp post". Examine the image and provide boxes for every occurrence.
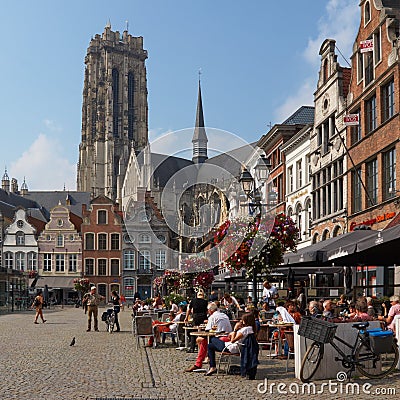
[239,154,271,304]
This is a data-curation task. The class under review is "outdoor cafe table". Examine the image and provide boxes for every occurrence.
[190,330,224,344]
[183,325,198,349]
[264,322,294,355]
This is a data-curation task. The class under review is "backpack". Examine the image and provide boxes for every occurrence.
[33,297,40,307]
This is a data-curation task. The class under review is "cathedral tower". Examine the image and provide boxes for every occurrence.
[77,23,148,203]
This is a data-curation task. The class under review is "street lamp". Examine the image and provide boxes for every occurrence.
[238,154,271,304]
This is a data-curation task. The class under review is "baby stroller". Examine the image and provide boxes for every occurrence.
[101,307,116,333]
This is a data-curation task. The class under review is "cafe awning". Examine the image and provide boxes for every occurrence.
[34,276,77,289]
[283,230,377,268]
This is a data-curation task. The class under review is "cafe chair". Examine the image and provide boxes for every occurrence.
[134,316,155,349]
[283,330,295,372]
[256,325,279,357]
[217,343,242,375]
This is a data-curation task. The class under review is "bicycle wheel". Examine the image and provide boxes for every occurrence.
[300,341,324,382]
[108,314,115,333]
[355,341,399,379]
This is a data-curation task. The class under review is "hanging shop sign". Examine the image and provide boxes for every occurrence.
[344,114,359,126]
[360,39,373,53]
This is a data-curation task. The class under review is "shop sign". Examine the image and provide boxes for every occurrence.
[350,211,396,231]
[344,114,359,126]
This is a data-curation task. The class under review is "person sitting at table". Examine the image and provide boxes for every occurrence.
[308,300,320,317]
[346,298,372,323]
[285,300,302,324]
[205,312,256,376]
[152,293,163,310]
[259,302,270,323]
[378,295,400,332]
[184,302,232,372]
[366,296,376,318]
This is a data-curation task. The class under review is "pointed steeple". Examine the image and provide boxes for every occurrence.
[2,167,10,192]
[192,78,208,164]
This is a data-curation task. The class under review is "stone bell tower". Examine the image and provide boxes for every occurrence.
[77,22,148,203]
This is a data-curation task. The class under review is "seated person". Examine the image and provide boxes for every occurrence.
[259,302,271,322]
[184,302,232,372]
[205,312,256,376]
[147,306,186,346]
[346,298,372,322]
[285,300,302,324]
[378,295,400,332]
[366,297,376,318]
[308,300,320,317]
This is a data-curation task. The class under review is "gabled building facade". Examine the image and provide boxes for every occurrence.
[81,195,123,300]
[37,204,82,303]
[310,39,350,242]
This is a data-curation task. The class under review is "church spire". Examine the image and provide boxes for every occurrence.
[192,76,208,164]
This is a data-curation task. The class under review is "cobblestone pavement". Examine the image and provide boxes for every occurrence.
[1,307,399,400]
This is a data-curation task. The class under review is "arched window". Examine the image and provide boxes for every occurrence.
[16,252,25,270]
[16,231,25,246]
[323,59,328,83]
[128,71,134,141]
[287,207,293,220]
[364,1,371,25]
[322,229,330,241]
[85,233,95,250]
[296,204,303,240]
[312,233,319,245]
[112,68,120,137]
[304,199,312,238]
[332,225,342,237]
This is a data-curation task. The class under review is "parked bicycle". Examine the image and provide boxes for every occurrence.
[102,304,117,333]
[298,316,399,382]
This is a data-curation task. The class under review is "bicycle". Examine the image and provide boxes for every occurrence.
[298,316,399,382]
[102,305,117,333]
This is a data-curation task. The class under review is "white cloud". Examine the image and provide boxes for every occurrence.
[275,0,359,122]
[10,134,76,191]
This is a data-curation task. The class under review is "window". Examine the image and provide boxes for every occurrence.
[16,252,25,270]
[295,205,302,241]
[287,166,293,193]
[98,259,107,275]
[124,250,135,269]
[28,252,37,270]
[4,252,13,269]
[112,68,120,137]
[365,95,377,134]
[69,254,77,272]
[357,51,364,82]
[85,259,94,275]
[352,168,362,213]
[98,233,107,250]
[128,71,135,141]
[124,277,135,298]
[364,1,371,25]
[56,254,65,272]
[305,155,310,184]
[364,52,374,85]
[57,234,64,247]
[350,110,362,145]
[139,250,151,270]
[85,233,94,250]
[139,234,151,243]
[43,254,52,272]
[98,284,107,298]
[155,250,166,270]
[111,233,120,250]
[383,148,396,200]
[111,259,120,275]
[296,160,303,189]
[374,28,381,64]
[97,210,107,224]
[382,79,395,122]
[16,232,25,246]
[366,158,378,207]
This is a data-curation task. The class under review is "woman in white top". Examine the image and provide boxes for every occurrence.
[205,313,256,376]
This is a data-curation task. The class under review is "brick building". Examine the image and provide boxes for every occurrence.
[345,0,400,296]
[81,195,123,300]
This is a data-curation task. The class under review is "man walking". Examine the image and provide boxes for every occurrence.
[83,286,105,332]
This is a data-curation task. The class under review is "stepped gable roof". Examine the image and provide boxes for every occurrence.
[25,191,90,219]
[281,106,315,125]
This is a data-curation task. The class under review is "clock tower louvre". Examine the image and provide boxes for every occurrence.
[77,23,148,203]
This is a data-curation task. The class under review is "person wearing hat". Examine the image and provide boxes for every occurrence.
[184,289,208,352]
[82,286,105,332]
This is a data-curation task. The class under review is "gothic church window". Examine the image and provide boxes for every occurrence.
[128,72,135,141]
[112,68,120,137]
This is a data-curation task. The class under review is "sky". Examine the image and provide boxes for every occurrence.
[1,0,360,191]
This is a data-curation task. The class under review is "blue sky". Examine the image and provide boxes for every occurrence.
[1,0,359,190]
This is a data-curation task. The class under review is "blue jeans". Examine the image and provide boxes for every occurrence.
[208,337,229,368]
